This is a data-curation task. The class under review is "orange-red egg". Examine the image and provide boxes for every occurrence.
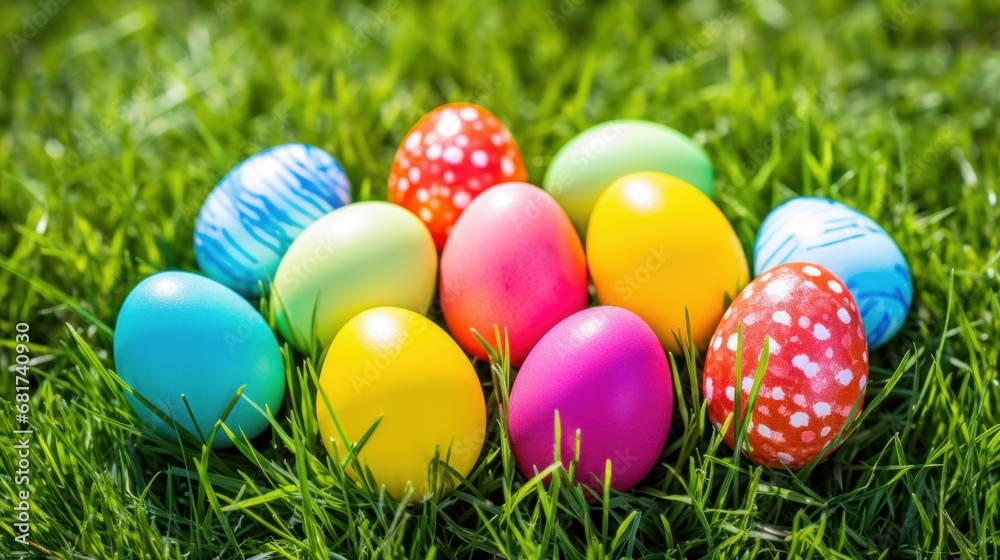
[704,262,868,469]
[389,103,527,251]
[440,182,588,366]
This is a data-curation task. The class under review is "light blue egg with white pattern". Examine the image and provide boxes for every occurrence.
[753,197,912,348]
[195,144,351,296]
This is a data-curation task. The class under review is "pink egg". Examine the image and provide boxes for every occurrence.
[440,182,589,366]
[508,306,674,493]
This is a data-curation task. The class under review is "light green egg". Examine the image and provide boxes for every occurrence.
[542,120,715,237]
[271,201,438,353]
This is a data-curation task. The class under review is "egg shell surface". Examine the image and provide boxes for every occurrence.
[195,143,351,297]
[508,306,673,493]
[440,182,589,367]
[316,307,486,502]
[543,120,715,238]
[703,262,868,469]
[271,201,438,353]
[113,271,286,448]
[389,103,528,250]
[586,172,748,355]
[754,196,912,348]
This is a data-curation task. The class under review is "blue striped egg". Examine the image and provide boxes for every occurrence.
[753,197,912,348]
[195,144,351,296]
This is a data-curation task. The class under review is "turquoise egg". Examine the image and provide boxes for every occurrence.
[754,197,912,348]
[195,144,351,297]
[113,271,286,447]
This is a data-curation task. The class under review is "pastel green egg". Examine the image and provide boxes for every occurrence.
[542,120,715,237]
[271,201,438,353]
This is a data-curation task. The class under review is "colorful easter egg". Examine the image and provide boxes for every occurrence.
[508,306,673,493]
[754,197,912,348]
[389,103,528,250]
[587,172,748,355]
[195,143,351,297]
[114,271,286,448]
[543,120,715,238]
[704,262,868,468]
[271,202,437,353]
[316,307,486,502]
[440,182,589,367]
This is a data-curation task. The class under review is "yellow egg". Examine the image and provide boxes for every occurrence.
[587,172,749,354]
[316,307,486,502]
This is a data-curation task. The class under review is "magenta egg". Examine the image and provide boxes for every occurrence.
[508,306,674,493]
[440,182,589,367]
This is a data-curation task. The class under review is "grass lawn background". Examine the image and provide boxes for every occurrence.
[1,0,999,557]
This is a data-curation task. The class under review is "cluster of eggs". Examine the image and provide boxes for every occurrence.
[113,104,913,502]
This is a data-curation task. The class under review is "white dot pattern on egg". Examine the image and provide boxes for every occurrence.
[704,262,868,469]
[388,103,526,251]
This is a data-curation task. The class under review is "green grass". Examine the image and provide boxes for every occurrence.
[2,0,999,557]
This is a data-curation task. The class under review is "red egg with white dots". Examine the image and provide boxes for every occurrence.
[389,103,528,250]
[703,262,868,469]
